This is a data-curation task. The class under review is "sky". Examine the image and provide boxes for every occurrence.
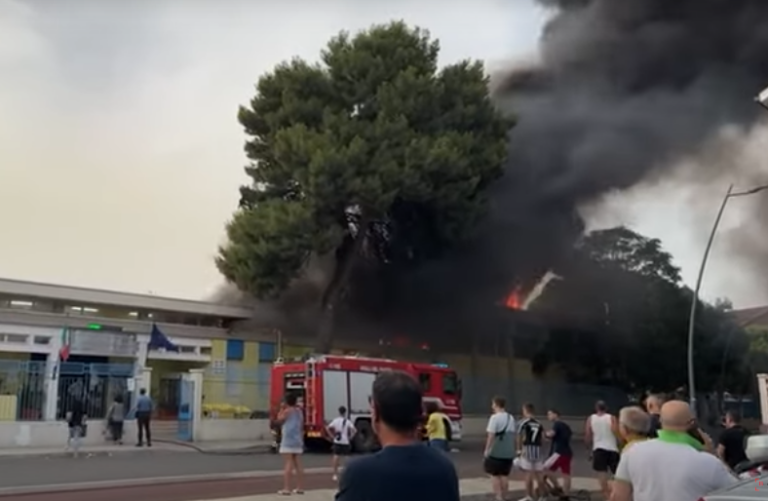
[0,0,764,308]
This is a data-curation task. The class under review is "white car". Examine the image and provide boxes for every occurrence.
[704,472,767,500]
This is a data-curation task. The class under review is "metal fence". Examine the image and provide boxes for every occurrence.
[461,376,630,416]
[202,365,270,419]
[57,362,133,420]
[0,360,47,421]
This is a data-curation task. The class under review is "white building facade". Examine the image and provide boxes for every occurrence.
[0,278,257,448]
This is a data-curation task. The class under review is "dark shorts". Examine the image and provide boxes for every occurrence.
[484,456,513,477]
[332,443,351,456]
[592,448,620,473]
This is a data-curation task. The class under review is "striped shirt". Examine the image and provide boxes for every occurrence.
[518,417,543,461]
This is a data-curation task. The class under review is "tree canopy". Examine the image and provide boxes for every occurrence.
[217,21,510,351]
[535,226,751,394]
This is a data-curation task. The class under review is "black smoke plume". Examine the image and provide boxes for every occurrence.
[222,0,768,347]
[368,0,768,340]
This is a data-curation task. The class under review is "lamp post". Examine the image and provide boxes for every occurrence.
[757,85,768,111]
[687,183,768,416]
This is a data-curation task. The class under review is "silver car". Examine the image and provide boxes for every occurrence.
[704,472,767,500]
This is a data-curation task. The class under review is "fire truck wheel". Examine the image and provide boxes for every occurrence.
[352,420,379,453]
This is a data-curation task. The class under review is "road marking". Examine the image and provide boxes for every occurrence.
[0,468,336,497]
[187,477,600,501]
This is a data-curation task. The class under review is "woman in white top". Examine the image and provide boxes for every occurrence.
[584,400,620,499]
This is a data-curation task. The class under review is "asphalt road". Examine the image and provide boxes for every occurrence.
[0,440,595,489]
[0,440,598,501]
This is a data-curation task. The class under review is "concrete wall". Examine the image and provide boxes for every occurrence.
[0,420,138,448]
[461,415,586,438]
[195,419,272,443]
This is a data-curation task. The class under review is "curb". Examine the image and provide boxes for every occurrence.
[0,442,274,459]
[152,439,274,455]
[0,467,335,497]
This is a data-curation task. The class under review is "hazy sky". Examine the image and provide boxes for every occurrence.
[0,0,764,307]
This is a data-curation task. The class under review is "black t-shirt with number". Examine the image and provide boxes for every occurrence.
[519,418,543,447]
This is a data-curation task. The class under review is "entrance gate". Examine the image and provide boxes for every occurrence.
[177,379,195,441]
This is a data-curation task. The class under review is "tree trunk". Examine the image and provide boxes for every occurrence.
[314,222,369,353]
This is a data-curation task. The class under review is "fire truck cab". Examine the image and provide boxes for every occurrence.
[269,354,462,452]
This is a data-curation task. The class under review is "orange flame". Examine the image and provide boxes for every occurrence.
[504,286,523,310]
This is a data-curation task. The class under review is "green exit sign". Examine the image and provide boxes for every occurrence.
[83,324,124,333]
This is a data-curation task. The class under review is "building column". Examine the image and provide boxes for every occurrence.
[44,351,59,421]
[139,366,153,394]
[135,338,149,376]
[185,368,204,441]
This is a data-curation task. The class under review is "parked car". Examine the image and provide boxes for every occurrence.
[735,435,768,479]
[703,472,767,500]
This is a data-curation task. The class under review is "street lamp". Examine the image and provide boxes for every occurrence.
[758,85,768,111]
[687,183,768,416]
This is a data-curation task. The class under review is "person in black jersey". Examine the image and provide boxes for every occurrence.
[517,403,545,501]
[717,410,749,470]
[644,393,664,438]
[544,409,573,497]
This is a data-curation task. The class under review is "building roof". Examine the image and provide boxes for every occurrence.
[0,277,253,319]
[730,306,768,328]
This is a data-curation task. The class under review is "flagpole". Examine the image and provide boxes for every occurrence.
[276,329,283,359]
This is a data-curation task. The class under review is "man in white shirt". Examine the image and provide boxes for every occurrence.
[585,401,620,499]
[327,406,356,482]
[483,396,517,501]
[611,400,737,501]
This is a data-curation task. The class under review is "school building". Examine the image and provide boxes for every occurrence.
[0,277,601,448]
[0,277,287,447]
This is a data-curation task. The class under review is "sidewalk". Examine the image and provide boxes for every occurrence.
[0,439,272,457]
[195,477,600,501]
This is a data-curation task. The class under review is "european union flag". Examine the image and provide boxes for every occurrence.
[148,323,179,352]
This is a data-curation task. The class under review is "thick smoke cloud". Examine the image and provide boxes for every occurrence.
[230,0,768,346]
[502,0,768,207]
[374,0,768,339]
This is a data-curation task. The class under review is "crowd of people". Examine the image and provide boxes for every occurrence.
[273,372,751,501]
[64,387,154,457]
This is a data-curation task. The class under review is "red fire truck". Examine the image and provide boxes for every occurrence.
[269,354,463,452]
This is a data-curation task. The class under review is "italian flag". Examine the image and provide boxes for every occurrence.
[59,327,71,361]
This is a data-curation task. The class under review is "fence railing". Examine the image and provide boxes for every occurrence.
[57,362,133,420]
[0,360,135,422]
[0,360,47,421]
[202,366,270,419]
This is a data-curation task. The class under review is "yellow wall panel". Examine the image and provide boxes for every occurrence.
[282,344,312,359]
[203,340,261,417]
[0,395,18,421]
[0,352,30,361]
[211,339,227,360]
